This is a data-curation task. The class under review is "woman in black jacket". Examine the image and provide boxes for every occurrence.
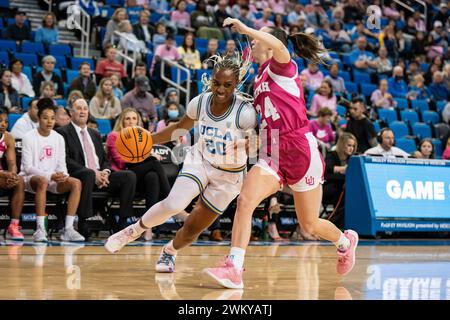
[0,69,21,113]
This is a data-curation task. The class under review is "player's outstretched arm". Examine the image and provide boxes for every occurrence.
[222,18,290,64]
[151,114,195,145]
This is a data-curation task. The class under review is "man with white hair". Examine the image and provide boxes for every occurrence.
[387,66,408,98]
[430,71,450,101]
[32,55,64,99]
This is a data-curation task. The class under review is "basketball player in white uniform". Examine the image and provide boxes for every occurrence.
[105,58,257,273]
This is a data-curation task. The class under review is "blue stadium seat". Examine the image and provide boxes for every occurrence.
[0,0,10,8]
[196,69,212,81]
[55,99,67,107]
[394,97,408,110]
[66,69,79,84]
[360,83,377,97]
[400,109,419,125]
[197,81,203,94]
[218,40,226,51]
[0,39,16,52]
[105,0,125,6]
[378,108,397,124]
[422,110,440,125]
[145,53,154,68]
[70,57,94,70]
[97,119,112,136]
[411,99,429,113]
[7,114,21,131]
[432,139,443,158]
[53,55,68,68]
[338,118,347,127]
[396,138,416,154]
[20,42,45,55]
[196,38,208,49]
[14,53,38,67]
[174,35,184,46]
[21,96,33,112]
[436,101,447,113]
[345,82,358,94]
[0,51,8,66]
[22,66,32,80]
[171,66,188,83]
[373,120,381,133]
[329,52,340,60]
[353,72,371,84]
[389,121,409,138]
[420,63,429,73]
[293,57,304,70]
[49,44,72,57]
[337,71,350,82]
[412,122,432,139]
[337,105,346,116]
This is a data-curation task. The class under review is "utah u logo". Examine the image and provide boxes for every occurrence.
[44,147,53,157]
[305,176,315,186]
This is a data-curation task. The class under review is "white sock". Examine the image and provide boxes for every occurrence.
[334,232,350,251]
[164,240,177,256]
[36,216,46,230]
[65,216,75,230]
[229,247,246,271]
[10,219,19,225]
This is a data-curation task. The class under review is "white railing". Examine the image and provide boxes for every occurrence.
[112,31,140,78]
[160,59,191,109]
[69,4,91,57]
[43,0,52,12]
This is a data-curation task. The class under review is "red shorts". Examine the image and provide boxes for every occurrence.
[256,129,325,192]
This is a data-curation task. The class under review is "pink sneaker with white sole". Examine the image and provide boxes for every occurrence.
[203,256,244,289]
[336,230,359,276]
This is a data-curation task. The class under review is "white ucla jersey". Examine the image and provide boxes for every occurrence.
[186,92,257,169]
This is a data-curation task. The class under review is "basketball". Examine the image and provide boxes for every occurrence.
[115,126,153,163]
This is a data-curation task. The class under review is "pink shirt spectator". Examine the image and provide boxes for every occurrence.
[254,19,274,30]
[269,0,288,14]
[171,10,191,29]
[300,69,324,90]
[106,131,126,171]
[309,94,337,116]
[415,20,426,32]
[443,147,450,160]
[370,89,396,109]
[151,44,182,75]
[309,119,335,144]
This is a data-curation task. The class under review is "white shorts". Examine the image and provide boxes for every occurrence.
[23,175,60,194]
[178,147,245,215]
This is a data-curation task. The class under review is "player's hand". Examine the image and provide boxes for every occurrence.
[5,172,19,188]
[51,172,67,183]
[223,18,250,35]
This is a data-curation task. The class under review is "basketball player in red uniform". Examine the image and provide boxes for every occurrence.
[204,18,359,289]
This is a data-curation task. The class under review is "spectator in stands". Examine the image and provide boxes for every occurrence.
[11,98,39,140]
[161,87,185,113]
[255,7,275,30]
[103,8,128,48]
[32,56,64,100]
[287,3,306,26]
[55,107,71,128]
[443,102,450,124]
[10,59,35,98]
[67,90,84,109]
[343,0,364,23]
[153,22,168,48]
[171,1,192,35]
[300,62,324,91]
[178,32,202,70]
[407,74,432,102]
[324,62,346,95]
[309,80,337,117]
[89,78,122,121]
[434,3,449,27]
[412,138,435,159]
[0,70,21,114]
[387,66,408,98]
[69,62,97,101]
[443,137,450,160]
[95,44,128,83]
[133,10,155,43]
[39,81,57,102]
[0,107,26,241]
[309,107,335,150]
[444,63,450,89]
[87,115,98,131]
[337,97,377,153]
[428,21,448,58]
[125,62,150,93]
[4,11,31,45]
[110,74,124,100]
[383,2,402,20]
[156,101,184,132]
[122,76,157,130]
[190,1,219,36]
[405,60,422,86]
[425,56,444,85]
[151,35,182,94]
[215,0,236,41]
[56,99,137,237]
[373,46,393,77]
[117,20,149,55]
[429,71,450,101]
[328,21,352,52]
[222,40,239,64]
[364,128,410,158]
[413,11,426,32]
[306,1,328,28]
[371,79,396,110]
[150,0,170,14]
[269,0,288,14]
[35,12,59,46]
[237,4,255,29]
[231,0,254,20]
[411,31,427,59]
[273,13,288,33]
[201,38,219,69]
[20,99,83,242]
[350,36,377,73]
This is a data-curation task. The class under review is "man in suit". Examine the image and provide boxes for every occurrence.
[132,10,155,44]
[56,99,137,238]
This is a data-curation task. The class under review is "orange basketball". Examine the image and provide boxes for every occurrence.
[115,126,153,163]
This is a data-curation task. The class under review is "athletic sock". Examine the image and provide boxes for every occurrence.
[65,216,75,230]
[36,216,46,230]
[164,240,177,256]
[10,219,19,226]
[132,220,147,235]
[229,247,245,271]
[334,232,350,251]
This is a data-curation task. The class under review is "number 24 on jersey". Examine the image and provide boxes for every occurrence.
[256,97,280,129]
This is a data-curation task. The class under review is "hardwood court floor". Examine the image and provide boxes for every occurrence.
[1,240,449,300]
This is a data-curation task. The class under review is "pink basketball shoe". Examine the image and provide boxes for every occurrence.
[203,256,244,289]
[336,230,359,276]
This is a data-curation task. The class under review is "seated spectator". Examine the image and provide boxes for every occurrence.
[103,8,128,48]
[89,78,122,121]
[122,76,157,130]
[411,31,427,59]
[309,80,337,117]
[364,128,410,158]
[300,74,310,103]
[442,101,450,124]
[11,98,39,140]
[273,13,288,33]
[95,44,128,83]
[412,138,435,159]
[0,107,26,241]
[222,40,239,64]
[55,107,71,128]
[4,11,31,45]
[20,99,83,242]
[324,62,346,95]
[300,62,324,91]
[413,11,426,32]
[56,99,137,238]
[0,70,21,114]
[156,101,184,133]
[383,2,402,20]
[407,74,432,101]
[237,4,255,29]
[328,21,352,52]
[443,137,450,160]
[307,1,328,28]
[67,90,84,109]
[428,21,448,59]
[152,22,168,49]
[162,87,185,112]
[371,79,396,110]
[388,66,409,98]
[39,81,57,102]
[69,62,97,101]
[255,7,275,30]
[110,74,124,100]
[270,0,288,14]
[425,56,444,85]
[117,20,149,55]
[125,62,150,93]
[443,63,450,89]
[35,12,59,46]
[191,0,223,40]
[151,35,182,94]
[350,37,377,73]
[178,33,202,70]
[373,46,393,77]
[231,0,255,21]
[309,107,335,150]
[32,56,64,100]
[201,38,219,69]
[434,3,449,26]
[215,0,240,41]
[133,10,155,43]
[150,0,170,14]
[287,3,306,26]
[323,132,357,228]
[343,0,364,23]
[10,59,35,98]
[405,61,422,86]
[429,71,450,101]
[171,1,192,34]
